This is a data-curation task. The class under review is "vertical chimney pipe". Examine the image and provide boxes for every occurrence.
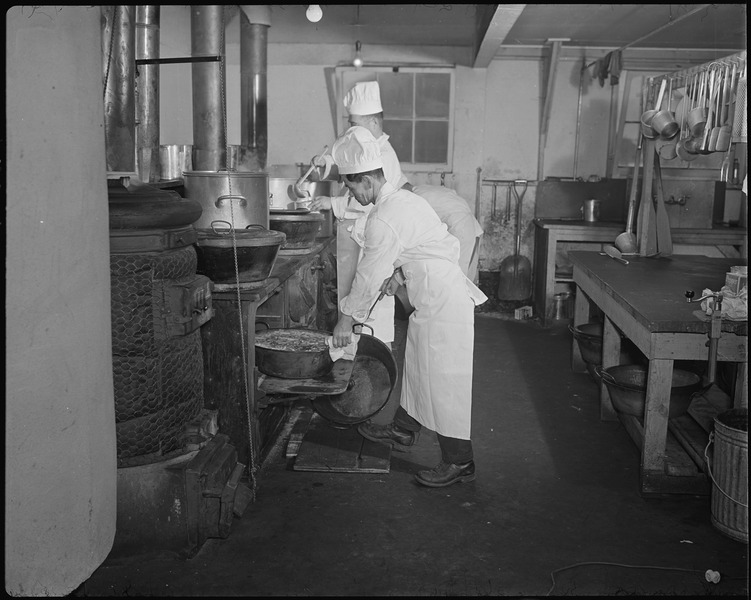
[102,6,136,175]
[135,5,160,182]
[191,5,226,171]
[239,5,271,171]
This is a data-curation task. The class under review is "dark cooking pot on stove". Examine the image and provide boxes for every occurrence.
[195,221,285,283]
[255,327,334,379]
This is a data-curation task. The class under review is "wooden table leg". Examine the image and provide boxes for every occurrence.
[641,358,674,486]
[571,282,591,373]
[734,361,748,409]
[599,316,620,421]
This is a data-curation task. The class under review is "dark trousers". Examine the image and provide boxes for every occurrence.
[393,405,473,465]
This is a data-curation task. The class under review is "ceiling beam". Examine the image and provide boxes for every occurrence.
[473,4,525,68]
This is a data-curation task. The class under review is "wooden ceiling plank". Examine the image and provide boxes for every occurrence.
[473,4,526,68]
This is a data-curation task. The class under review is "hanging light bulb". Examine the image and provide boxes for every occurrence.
[353,41,363,68]
[306,5,323,23]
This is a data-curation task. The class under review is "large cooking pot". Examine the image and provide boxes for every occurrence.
[255,328,334,379]
[183,170,269,230]
[312,329,397,426]
[268,178,341,210]
[195,221,285,283]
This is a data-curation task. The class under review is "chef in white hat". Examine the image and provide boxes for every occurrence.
[330,125,488,488]
[310,81,411,347]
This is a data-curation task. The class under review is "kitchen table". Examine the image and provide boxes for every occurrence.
[569,251,747,495]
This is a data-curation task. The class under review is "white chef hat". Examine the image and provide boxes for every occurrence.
[343,81,383,116]
[332,126,384,175]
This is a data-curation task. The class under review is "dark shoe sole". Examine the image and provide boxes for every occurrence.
[414,472,476,488]
[357,427,415,452]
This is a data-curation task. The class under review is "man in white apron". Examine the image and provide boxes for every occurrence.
[310,81,410,347]
[330,126,488,488]
[411,184,484,283]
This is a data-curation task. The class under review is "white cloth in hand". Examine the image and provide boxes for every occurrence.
[327,334,360,362]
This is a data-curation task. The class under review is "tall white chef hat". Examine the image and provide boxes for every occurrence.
[343,81,383,116]
[332,126,384,175]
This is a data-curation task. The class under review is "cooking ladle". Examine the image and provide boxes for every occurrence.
[614,134,642,254]
[293,144,329,198]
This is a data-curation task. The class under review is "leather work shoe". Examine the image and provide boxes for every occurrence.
[414,461,476,488]
[357,421,417,451]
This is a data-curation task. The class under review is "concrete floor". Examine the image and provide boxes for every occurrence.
[78,314,748,597]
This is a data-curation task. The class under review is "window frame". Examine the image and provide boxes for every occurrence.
[335,65,455,172]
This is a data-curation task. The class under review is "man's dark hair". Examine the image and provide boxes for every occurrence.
[344,168,384,183]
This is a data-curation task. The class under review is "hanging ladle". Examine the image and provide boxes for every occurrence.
[293,144,329,198]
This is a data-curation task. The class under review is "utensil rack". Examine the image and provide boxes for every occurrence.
[636,51,746,256]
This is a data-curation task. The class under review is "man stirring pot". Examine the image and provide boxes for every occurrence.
[330,126,487,488]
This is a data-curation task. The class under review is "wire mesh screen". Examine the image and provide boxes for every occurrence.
[110,245,203,466]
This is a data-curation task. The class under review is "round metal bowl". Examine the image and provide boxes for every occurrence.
[600,364,702,418]
[270,212,325,249]
[195,223,285,282]
[255,328,333,379]
[312,334,397,426]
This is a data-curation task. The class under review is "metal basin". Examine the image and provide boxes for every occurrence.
[312,334,397,426]
[600,364,702,418]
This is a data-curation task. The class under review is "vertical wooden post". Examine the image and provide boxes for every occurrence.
[538,39,567,181]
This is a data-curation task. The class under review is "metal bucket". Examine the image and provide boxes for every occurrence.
[707,408,748,543]
[159,144,193,180]
[183,171,269,230]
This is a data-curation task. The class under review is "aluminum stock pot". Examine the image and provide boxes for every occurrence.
[183,170,269,230]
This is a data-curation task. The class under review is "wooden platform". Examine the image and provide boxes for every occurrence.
[289,411,391,474]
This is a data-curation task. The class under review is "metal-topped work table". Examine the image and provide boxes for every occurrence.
[534,219,747,326]
[568,251,747,496]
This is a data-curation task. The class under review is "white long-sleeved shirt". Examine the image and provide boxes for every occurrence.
[339,181,460,322]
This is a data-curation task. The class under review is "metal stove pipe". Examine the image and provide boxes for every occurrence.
[191,5,226,171]
[102,6,136,174]
[239,5,271,171]
[135,5,160,182]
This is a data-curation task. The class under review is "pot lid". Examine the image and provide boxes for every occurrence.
[270,211,325,222]
[196,224,285,247]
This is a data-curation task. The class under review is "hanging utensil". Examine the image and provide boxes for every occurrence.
[677,82,699,162]
[640,78,659,139]
[615,134,642,254]
[700,68,720,154]
[652,152,673,256]
[293,145,329,198]
[504,184,512,225]
[716,63,735,152]
[497,180,532,301]
[688,70,708,137]
[652,77,679,139]
[708,67,725,152]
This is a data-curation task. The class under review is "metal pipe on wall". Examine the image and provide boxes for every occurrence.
[191,5,226,171]
[102,6,136,175]
[135,5,160,182]
[239,5,271,172]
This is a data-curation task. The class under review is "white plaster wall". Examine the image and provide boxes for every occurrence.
[5,6,117,596]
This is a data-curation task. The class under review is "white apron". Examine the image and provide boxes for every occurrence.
[336,218,395,344]
[399,259,482,440]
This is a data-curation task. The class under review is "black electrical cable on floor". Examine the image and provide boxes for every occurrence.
[547,561,747,596]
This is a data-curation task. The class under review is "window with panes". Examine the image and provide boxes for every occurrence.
[335,67,455,172]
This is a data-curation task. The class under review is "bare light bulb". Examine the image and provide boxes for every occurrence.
[353,41,363,68]
[306,5,323,23]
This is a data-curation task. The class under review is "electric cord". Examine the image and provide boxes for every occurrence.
[547,561,748,596]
